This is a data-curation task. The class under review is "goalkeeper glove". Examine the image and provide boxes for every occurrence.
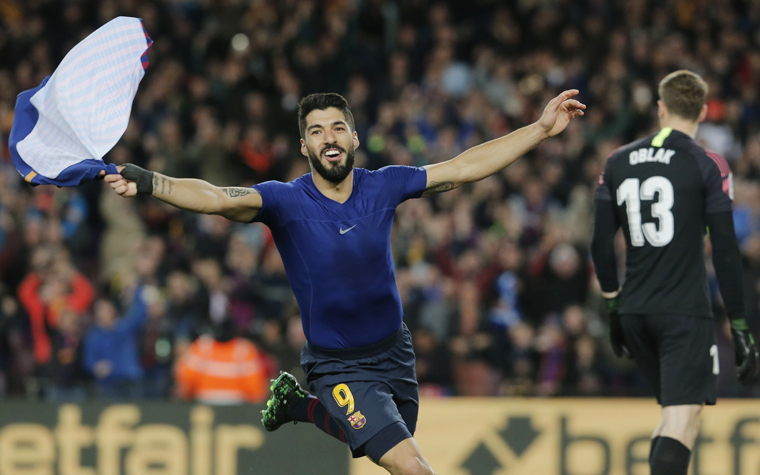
[606,296,630,358]
[730,319,760,385]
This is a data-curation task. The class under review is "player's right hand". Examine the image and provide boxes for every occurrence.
[731,327,760,385]
[101,166,136,197]
[536,89,586,138]
[101,164,152,196]
[606,297,631,358]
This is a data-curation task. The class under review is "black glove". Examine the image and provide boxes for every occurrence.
[119,163,154,195]
[730,320,759,385]
[606,297,630,358]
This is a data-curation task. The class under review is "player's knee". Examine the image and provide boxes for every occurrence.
[663,404,702,428]
[660,404,702,446]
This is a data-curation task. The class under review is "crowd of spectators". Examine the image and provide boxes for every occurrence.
[0,0,759,401]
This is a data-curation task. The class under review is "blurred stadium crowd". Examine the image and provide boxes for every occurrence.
[0,0,759,401]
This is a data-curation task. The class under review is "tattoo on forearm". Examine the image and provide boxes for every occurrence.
[222,188,259,198]
[152,175,174,195]
[422,181,455,196]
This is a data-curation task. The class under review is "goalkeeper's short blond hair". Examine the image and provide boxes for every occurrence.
[658,70,709,121]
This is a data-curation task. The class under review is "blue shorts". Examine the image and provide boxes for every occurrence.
[301,323,419,460]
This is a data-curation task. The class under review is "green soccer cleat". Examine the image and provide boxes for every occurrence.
[261,371,308,432]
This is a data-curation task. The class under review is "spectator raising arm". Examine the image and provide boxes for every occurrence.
[65,272,96,314]
[18,270,95,365]
[83,286,150,384]
[17,273,47,364]
[115,285,150,334]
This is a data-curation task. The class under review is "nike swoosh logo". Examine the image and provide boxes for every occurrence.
[340,225,357,234]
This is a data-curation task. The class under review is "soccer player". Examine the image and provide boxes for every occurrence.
[591,70,760,475]
[105,90,585,475]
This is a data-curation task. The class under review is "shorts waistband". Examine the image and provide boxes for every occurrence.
[305,324,405,359]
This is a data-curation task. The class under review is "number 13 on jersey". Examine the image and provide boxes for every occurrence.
[617,176,675,247]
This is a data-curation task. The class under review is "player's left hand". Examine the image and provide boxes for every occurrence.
[536,90,586,138]
[731,327,760,385]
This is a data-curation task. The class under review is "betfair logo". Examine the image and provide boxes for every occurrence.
[457,413,760,475]
[460,416,541,475]
[0,405,262,475]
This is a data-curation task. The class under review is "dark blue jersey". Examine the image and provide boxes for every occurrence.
[252,166,428,349]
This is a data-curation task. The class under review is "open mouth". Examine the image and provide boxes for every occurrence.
[323,147,343,162]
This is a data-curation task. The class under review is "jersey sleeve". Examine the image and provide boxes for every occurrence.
[706,211,745,321]
[591,154,620,293]
[375,165,428,204]
[250,180,288,227]
[701,151,733,214]
[594,154,615,202]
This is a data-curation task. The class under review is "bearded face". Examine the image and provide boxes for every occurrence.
[307,142,356,183]
[301,108,360,184]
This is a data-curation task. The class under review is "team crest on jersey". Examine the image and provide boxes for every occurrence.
[348,411,366,429]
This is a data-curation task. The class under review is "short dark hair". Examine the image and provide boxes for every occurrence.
[298,93,355,138]
[658,70,709,121]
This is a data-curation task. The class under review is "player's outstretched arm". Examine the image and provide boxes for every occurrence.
[421,90,585,195]
[103,164,262,223]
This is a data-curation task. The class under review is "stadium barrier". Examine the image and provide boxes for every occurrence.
[0,399,757,475]
[353,398,760,475]
[0,402,347,475]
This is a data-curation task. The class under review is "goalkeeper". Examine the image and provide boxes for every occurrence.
[591,70,759,475]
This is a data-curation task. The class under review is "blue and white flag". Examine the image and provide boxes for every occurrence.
[9,17,152,186]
